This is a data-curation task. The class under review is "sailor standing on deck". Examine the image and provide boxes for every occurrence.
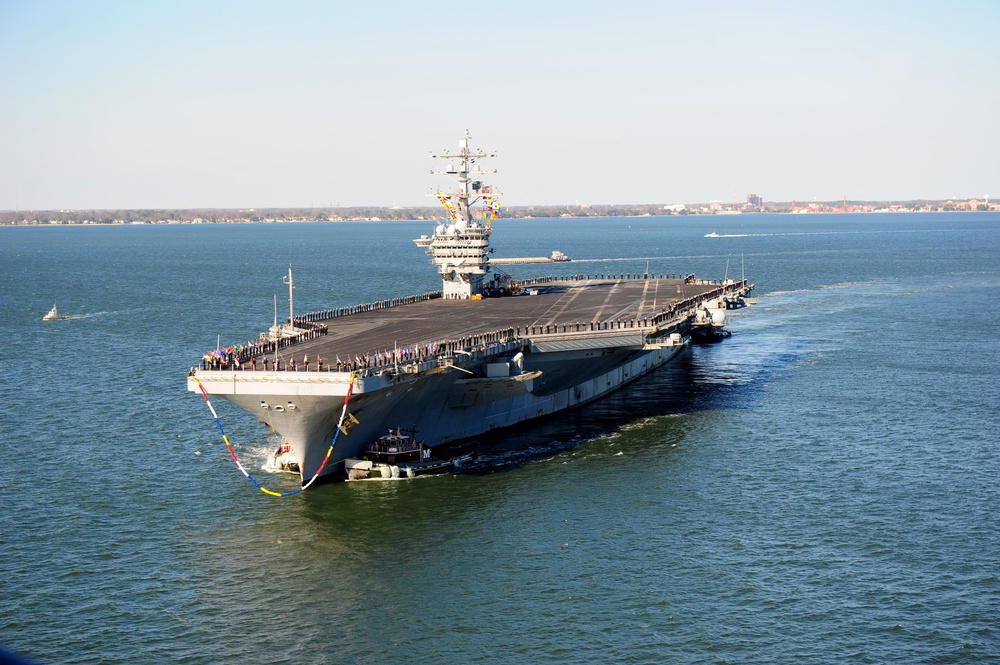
[303,354,309,370]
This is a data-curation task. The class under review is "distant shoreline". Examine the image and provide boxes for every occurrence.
[1,200,995,226]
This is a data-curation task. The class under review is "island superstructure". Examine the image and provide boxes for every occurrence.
[187,131,753,484]
[422,133,497,299]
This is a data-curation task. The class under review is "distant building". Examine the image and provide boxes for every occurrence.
[747,193,762,207]
[663,204,686,212]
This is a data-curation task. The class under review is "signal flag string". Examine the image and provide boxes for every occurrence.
[191,373,356,497]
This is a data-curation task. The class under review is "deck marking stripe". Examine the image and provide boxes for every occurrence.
[191,373,355,497]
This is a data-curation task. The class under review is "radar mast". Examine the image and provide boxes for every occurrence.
[415,130,500,299]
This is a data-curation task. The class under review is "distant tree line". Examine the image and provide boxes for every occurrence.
[0,200,991,226]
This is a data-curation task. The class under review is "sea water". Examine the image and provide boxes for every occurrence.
[1,213,997,663]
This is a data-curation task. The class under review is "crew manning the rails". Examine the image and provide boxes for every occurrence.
[191,273,748,380]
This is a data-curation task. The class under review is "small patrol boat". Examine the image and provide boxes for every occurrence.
[43,303,67,321]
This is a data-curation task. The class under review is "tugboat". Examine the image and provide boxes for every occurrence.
[364,428,430,464]
[267,440,301,474]
[344,428,475,480]
[42,303,67,321]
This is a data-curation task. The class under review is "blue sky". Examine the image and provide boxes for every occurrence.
[1,0,998,210]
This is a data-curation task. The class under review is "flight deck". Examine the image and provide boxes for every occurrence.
[257,275,738,369]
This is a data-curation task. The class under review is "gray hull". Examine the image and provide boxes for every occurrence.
[190,339,685,482]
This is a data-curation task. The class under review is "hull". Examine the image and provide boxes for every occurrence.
[189,338,686,482]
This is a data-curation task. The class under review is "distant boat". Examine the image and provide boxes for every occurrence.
[705,232,721,238]
[42,303,67,321]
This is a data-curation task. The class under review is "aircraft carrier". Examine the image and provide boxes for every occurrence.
[187,132,753,484]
